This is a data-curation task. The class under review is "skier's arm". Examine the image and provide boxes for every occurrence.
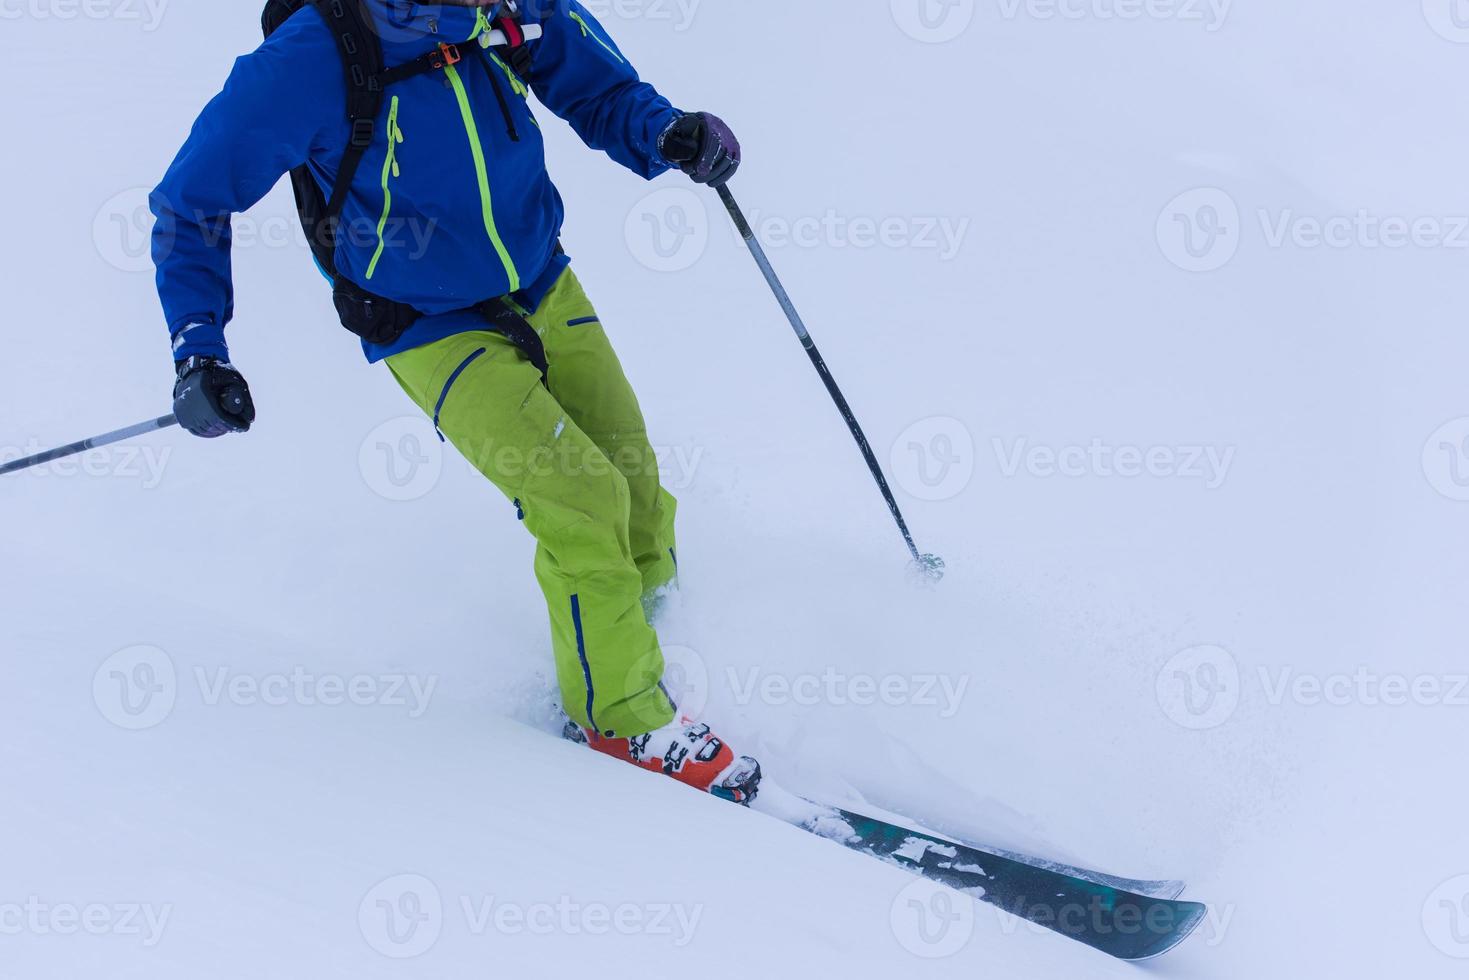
[525,2,682,179]
[150,11,341,363]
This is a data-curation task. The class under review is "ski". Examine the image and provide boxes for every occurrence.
[770,793,1207,961]
[797,797,1186,899]
[986,846,1185,900]
[558,723,1204,958]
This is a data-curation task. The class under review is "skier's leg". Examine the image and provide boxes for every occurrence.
[386,331,676,738]
[526,269,679,602]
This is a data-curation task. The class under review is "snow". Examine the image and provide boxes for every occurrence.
[3,3,1467,978]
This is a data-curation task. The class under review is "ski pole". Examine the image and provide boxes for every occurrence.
[716,184,945,582]
[0,415,178,478]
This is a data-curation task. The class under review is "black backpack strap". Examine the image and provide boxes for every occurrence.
[477,299,549,381]
[306,0,385,272]
[493,4,535,79]
[379,41,468,86]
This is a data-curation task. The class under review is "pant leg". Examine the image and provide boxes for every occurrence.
[386,330,675,738]
[525,268,679,600]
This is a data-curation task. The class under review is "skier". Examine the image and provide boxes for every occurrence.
[151,0,760,803]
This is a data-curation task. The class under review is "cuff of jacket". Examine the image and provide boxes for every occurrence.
[647,106,683,174]
[170,320,229,363]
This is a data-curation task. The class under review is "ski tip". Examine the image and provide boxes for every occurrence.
[1120,877,1187,901]
[1114,900,1209,961]
[1155,880,1188,901]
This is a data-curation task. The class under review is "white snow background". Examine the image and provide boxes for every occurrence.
[2,2,1467,978]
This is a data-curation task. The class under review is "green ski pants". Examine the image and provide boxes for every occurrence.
[386,268,678,738]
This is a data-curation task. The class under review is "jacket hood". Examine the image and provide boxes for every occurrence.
[364,0,503,47]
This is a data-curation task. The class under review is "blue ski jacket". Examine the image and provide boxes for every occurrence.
[151,0,681,363]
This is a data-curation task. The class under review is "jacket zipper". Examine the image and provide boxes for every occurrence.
[484,50,528,98]
[568,10,625,63]
[365,95,405,280]
[443,62,522,292]
[475,48,520,142]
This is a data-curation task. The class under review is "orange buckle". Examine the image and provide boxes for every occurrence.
[433,43,462,69]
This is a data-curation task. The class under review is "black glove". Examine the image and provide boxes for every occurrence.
[658,111,741,187]
[173,356,255,438]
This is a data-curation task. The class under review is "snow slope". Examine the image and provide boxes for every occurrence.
[3,2,1467,978]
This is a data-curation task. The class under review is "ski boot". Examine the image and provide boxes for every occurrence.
[564,718,762,805]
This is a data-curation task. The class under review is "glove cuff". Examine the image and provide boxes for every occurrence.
[170,320,229,363]
[176,354,233,379]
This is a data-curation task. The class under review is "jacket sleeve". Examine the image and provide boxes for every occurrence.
[524,1,681,180]
[151,10,342,362]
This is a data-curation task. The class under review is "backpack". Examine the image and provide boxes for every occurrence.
[259,0,546,363]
